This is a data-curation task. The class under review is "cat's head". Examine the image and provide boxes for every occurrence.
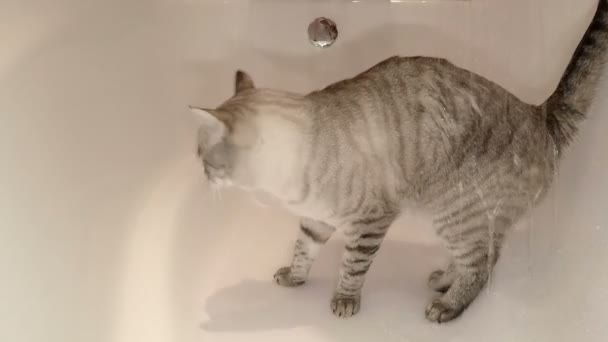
[191,70,306,192]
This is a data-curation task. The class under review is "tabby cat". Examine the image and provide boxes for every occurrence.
[192,1,608,322]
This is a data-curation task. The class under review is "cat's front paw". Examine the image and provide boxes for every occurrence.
[425,298,464,323]
[330,293,361,318]
[273,267,306,287]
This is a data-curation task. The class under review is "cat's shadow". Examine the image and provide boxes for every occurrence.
[177,183,542,340]
[201,240,449,334]
[199,235,541,342]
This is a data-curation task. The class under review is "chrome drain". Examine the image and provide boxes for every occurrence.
[308,17,338,48]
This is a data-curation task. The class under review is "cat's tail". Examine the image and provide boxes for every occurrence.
[543,0,608,151]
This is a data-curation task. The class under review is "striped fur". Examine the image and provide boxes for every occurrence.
[193,0,608,323]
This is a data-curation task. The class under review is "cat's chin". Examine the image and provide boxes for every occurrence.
[208,178,265,194]
[208,178,233,188]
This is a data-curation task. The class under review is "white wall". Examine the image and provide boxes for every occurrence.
[0,1,606,342]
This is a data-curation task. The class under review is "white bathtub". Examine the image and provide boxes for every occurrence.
[2,0,607,341]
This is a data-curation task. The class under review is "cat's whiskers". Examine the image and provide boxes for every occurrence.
[208,180,223,204]
[215,185,224,203]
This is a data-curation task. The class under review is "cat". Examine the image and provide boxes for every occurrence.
[191,0,608,323]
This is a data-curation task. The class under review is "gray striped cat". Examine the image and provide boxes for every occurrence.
[192,0,608,323]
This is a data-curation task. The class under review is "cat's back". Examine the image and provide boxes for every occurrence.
[361,55,516,101]
[312,54,541,142]
[308,55,553,203]
[314,55,528,114]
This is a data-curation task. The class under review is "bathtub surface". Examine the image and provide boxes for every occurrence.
[1,0,607,342]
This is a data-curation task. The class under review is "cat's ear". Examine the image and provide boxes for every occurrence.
[235,70,255,95]
[189,106,227,146]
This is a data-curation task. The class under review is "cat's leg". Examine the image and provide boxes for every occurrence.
[425,207,512,323]
[425,235,497,323]
[428,262,458,293]
[331,214,397,318]
[274,217,335,287]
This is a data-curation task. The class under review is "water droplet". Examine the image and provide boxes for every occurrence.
[308,17,338,48]
[513,154,521,167]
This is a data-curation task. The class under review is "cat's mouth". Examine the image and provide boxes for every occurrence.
[202,161,230,185]
[204,166,232,188]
